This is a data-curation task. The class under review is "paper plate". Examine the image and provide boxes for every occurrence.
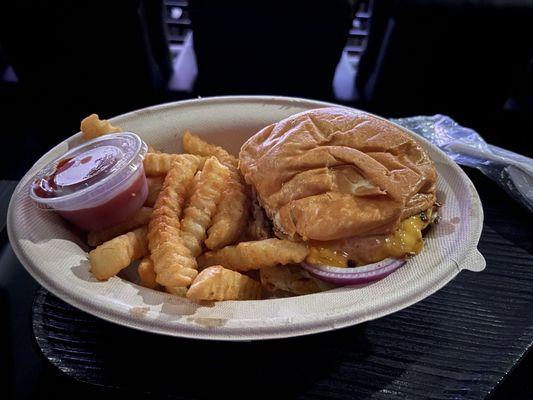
[8,96,485,341]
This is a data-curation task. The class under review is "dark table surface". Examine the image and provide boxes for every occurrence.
[2,167,533,399]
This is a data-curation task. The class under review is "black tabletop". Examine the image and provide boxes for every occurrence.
[2,168,533,399]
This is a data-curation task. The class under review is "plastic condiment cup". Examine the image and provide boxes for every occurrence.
[29,132,148,232]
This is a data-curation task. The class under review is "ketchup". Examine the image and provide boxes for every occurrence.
[58,172,147,231]
[30,132,148,232]
[32,146,120,198]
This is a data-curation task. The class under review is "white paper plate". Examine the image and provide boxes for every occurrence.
[8,96,485,341]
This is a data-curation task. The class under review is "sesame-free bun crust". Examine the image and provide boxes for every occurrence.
[239,107,437,241]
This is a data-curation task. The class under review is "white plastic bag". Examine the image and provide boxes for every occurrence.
[392,115,533,212]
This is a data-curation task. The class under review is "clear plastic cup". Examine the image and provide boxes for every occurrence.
[29,132,148,231]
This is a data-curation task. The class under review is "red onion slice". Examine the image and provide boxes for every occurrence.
[301,258,406,285]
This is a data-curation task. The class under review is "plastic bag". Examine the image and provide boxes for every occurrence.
[392,115,533,212]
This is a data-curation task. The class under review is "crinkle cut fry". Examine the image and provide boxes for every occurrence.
[138,256,157,289]
[147,154,202,250]
[186,266,261,301]
[166,286,188,297]
[80,114,121,141]
[144,152,206,176]
[148,155,202,288]
[89,226,148,281]
[87,207,153,247]
[198,238,309,272]
[182,130,238,168]
[180,157,230,257]
[182,131,249,249]
[204,172,249,250]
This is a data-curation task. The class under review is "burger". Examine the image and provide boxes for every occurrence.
[239,107,438,285]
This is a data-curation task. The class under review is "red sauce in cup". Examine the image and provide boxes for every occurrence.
[57,171,147,231]
[30,133,148,231]
[32,146,121,198]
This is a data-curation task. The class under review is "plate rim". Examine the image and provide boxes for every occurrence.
[7,95,485,341]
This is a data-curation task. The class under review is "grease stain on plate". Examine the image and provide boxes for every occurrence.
[187,317,228,328]
[129,306,150,318]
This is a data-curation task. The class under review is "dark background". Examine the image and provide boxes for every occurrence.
[1,0,532,179]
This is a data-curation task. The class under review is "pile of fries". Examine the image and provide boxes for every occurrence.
[81,114,326,301]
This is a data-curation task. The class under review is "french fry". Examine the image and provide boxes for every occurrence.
[148,156,202,250]
[183,131,249,249]
[138,256,157,289]
[143,153,179,176]
[185,170,202,208]
[80,114,121,141]
[165,286,188,297]
[186,265,261,301]
[182,130,238,168]
[198,239,309,272]
[87,207,153,247]
[260,265,322,295]
[89,226,148,281]
[205,177,249,250]
[144,153,206,176]
[144,176,164,207]
[148,156,202,288]
[151,241,198,287]
[180,157,230,257]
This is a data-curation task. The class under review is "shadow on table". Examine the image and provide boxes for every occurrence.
[35,295,432,400]
[95,324,376,398]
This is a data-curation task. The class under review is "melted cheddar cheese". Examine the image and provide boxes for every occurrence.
[383,213,427,258]
[307,246,350,268]
[306,209,434,267]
